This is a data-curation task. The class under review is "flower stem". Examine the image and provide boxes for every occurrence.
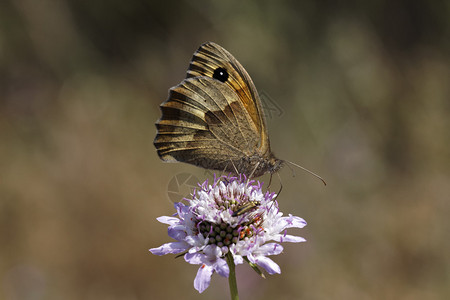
[226,252,239,300]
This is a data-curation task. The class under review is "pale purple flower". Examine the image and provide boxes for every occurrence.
[150,174,307,293]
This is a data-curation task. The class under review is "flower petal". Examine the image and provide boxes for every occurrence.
[185,233,208,251]
[233,254,244,265]
[203,244,221,259]
[184,252,207,265]
[282,215,307,229]
[194,264,214,293]
[167,227,187,241]
[257,243,283,256]
[149,241,189,255]
[213,258,229,277]
[175,203,190,218]
[156,216,179,225]
[254,255,281,275]
[273,234,306,243]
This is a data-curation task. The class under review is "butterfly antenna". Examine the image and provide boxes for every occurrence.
[286,160,327,186]
[285,161,296,177]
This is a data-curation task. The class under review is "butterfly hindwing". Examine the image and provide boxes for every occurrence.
[154,77,260,172]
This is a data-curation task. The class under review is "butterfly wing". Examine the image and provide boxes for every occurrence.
[187,42,270,154]
[154,42,278,175]
[154,76,260,172]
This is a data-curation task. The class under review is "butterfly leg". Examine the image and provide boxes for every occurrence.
[276,172,283,197]
[229,159,240,176]
[219,161,229,178]
[248,161,260,179]
[267,173,273,188]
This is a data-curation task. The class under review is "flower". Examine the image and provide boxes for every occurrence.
[150,174,307,293]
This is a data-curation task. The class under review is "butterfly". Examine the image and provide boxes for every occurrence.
[154,42,284,178]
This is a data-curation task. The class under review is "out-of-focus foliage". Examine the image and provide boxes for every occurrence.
[1,1,449,299]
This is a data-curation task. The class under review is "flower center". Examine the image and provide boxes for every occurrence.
[192,179,268,250]
[197,215,264,249]
[198,221,238,248]
[209,184,260,216]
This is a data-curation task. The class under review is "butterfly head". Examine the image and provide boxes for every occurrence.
[247,153,284,178]
[267,154,284,175]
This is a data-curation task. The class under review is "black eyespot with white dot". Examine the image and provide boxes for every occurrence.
[213,67,229,82]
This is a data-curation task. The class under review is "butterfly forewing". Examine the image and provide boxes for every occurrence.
[187,42,269,152]
[154,42,284,177]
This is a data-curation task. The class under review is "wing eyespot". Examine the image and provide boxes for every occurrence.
[213,67,229,82]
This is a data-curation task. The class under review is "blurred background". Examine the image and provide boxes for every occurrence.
[1,0,449,299]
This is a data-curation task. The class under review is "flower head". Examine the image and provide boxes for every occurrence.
[150,174,307,293]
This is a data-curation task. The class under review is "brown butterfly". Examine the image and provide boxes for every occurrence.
[154,42,327,185]
[154,42,282,178]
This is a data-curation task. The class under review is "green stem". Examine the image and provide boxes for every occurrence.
[226,252,239,300]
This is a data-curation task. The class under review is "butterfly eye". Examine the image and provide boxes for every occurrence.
[213,67,229,82]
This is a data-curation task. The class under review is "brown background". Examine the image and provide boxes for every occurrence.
[1,1,449,299]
